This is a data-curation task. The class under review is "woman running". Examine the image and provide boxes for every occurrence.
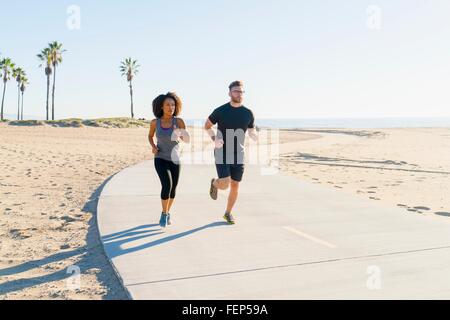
[148,92,189,228]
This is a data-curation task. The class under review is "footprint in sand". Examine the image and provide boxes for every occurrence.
[397,204,408,207]
[60,216,77,223]
[435,212,450,217]
[9,229,31,240]
[413,206,430,211]
[369,197,381,200]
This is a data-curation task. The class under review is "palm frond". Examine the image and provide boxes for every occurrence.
[119,57,140,81]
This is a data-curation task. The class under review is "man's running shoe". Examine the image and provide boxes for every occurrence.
[223,212,235,225]
[210,178,218,200]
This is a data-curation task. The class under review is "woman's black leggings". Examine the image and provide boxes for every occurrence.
[154,157,180,200]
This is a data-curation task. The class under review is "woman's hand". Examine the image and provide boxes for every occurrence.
[173,125,183,140]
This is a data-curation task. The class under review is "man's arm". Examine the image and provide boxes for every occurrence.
[204,118,216,142]
[204,117,224,149]
[248,127,258,142]
[248,110,258,141]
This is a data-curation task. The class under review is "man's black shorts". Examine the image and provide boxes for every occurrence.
[215,163,245,182]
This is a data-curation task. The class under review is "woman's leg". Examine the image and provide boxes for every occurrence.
[154,158,173,213]
[167,162,181,212]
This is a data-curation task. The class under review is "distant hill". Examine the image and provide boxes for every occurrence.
[2,113,46,121]
[3,117,151,128]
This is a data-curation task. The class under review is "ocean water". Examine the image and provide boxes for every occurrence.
[185,117,450,129]
[5,115,450,129]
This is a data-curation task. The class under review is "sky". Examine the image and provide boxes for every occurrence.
[1,0,450,120]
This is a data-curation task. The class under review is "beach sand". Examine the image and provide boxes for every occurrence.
[278,128,450,217]
[1,122,449,299]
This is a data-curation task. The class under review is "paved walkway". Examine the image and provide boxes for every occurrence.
[97,160,450,299]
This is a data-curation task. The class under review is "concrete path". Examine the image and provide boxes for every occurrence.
[97,160,450,300]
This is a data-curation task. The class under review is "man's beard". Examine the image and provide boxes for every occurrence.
[231,97,242,104]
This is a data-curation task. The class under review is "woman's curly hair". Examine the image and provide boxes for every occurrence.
[152,92,183,118]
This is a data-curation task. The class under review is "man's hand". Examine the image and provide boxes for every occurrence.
[152,146,160,154]
[248,128,258,142]
[214,138,224,149]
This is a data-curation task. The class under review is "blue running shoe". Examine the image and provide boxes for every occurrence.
[159,212,168,228]
[167,213,171,225]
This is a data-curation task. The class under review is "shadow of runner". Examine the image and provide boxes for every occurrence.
[102,228,162,242]
[103,222,229,259]
[102,224,159,241]
[0,174,129,299]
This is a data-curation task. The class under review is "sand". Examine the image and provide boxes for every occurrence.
[1,122,449,299]
[278,128,450,217]
[0,124,152,299]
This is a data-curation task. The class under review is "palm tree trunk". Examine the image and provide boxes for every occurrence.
[1,81,6,121]
[52,66,56,121]
[21,92,24,121]
[17,85,20,121]
[46,74,50,121]
[129,81,134,119]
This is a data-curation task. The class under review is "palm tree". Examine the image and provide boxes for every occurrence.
[37,47,52,120]
[120,57,140,119]
[13,67,26,120]
[48,41,66,120]
[1,58,15,121]
[20,76,28,121]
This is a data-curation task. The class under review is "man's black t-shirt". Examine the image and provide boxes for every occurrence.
[208,102,255,164]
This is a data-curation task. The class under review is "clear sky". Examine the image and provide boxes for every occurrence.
[2,0,450,120]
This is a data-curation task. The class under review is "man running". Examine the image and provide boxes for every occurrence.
[204,80,258,224]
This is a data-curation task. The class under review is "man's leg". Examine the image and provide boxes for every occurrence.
[222,164,244,224]
[213,177,231,190]
[210,164,231,200]
[226,179,240,214]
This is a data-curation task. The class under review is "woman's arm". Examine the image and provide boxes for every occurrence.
[175,118,190,143]
[148,119,159,154]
